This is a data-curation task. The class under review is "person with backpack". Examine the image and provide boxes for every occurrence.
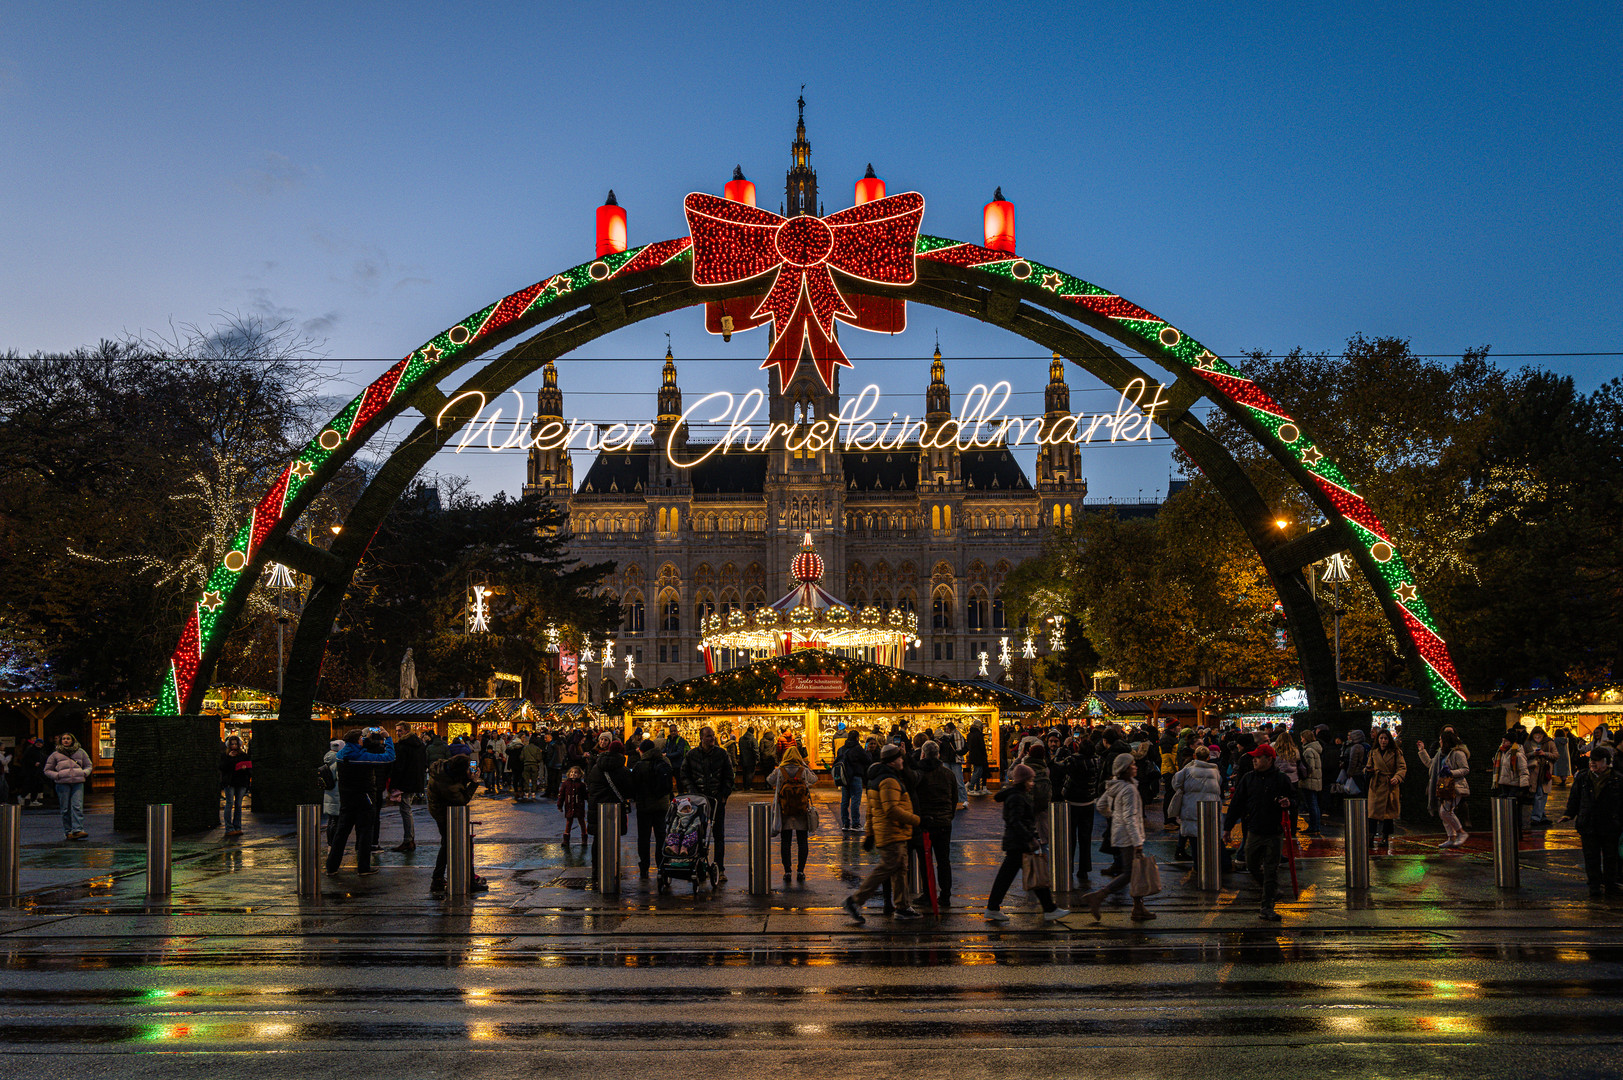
[1298,728,1325,837]
[630,739,674,878]
[769,746,818,881]
[326,728,394,877]
[218,735,252,837]
[1059,736,1099,882]
[427,742,486,895]
[835,731,871,833]
[940,721,968,808]
[912,740,958,907]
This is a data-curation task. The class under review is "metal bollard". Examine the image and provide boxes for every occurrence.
[1196,800,1223,892]
[594,802,621,897]
[295,804,321,901]
[1048,801,1072,897]
[747,801,771,896]
[1492,797,1520,888]
[1,804,20,899]
[1343,798,1369,890]
[447,804,471,900]
[146,803,172,898]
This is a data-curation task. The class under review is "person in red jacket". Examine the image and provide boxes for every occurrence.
[219,736,253,836]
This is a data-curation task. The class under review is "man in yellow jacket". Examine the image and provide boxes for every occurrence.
[844,744,922,923]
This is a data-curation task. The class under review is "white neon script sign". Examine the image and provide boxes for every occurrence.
[436,379,1170,467]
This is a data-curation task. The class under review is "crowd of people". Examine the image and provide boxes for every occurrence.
[3,714,1618,906]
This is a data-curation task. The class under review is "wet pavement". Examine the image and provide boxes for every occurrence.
[4,789,1621,1075]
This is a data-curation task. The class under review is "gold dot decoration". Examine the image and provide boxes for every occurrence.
[1158,327,1182,347]
[448,325,471,345]
[1010,260,1033,280]
[589,260,612,281]
[1278,423,1300,444]
[1370,542,1394,563]
[223,550,247,572]
[319,430,342,450]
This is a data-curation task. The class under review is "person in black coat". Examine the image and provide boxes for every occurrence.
[681,727,737,880]
[586,743,634,888]
[835,732,872,832]
[984,764,1066,921]
[388,724,429,852]
[327,728,395,876]
[965,722,990,795]
[1223,745,1296,920]
[1060,737,1099,881]
[912,742,959,906]
[1561,744,1623,898]
[629,739,675,877]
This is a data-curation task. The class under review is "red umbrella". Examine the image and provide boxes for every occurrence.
[921,831,941,918]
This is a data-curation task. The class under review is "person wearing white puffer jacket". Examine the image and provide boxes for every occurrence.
[1172,747,1223,860]
[43,733,93,841]
[1081,753,1153,922]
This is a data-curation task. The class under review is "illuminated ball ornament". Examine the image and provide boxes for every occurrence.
[791,532,824,584]
[984,187,1016,253]
[596,190,628,258]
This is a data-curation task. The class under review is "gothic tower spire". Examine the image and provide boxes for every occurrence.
[785,93,817,218]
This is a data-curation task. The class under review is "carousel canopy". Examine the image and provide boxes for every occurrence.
[610,650,1002,713]
[700,532,917,655]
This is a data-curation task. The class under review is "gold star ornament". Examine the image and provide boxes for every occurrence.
[200,590,224,612]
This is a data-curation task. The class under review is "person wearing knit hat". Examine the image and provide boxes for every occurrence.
[1080,752,1154,922]
[769,745,818,880]
[844,742,921,924]
[983,763,1069,923]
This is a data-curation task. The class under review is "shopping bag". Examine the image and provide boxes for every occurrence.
[1129,853,1162,897]
[1022,849,1053,891]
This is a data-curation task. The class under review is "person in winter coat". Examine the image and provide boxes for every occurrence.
[1364,729,1408,850]
[768,745,818,880]
[1224,744,1296,920]
[1419,729,1473,849]
[835,732,871,832]
[1552,728,1573,787]
[1525,726,1558,827]
[1082,754,1152,922]
[983,763,1069,922]
[663,725,691,795]
[909,741,958,905]
[1172,747,1223,861]
[843,744,922,924]
[218,735,252,836]
[1560,744,1623,898]
[1341,730,1369,798]
[1058,737,1099,881]
[387,724,428,851]
[683,727,737,881]
[557,766,588,842]
[586,742,634,888]
[426,742,485,895]
[1298,731,1325,836]
[965,721,990,795]
[326,728,394,876]
[1494,729,1532,838]
[736,726,759,795]
[14,738,47,806]
[629,739,674,877]
[321,739,343,841]
[43,733,93,841]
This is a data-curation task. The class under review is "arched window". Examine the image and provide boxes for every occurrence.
[931,505,941,531]
[992,594,1006,630]
[1063,504,1073,526]
[1052,505,1063,528]
[660,589,681,632]
[624,594,645,634]
[968,589,988,631]
[932,589,954,631]
[943,505,953,531]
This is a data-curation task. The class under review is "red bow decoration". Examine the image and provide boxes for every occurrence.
[685,191,924,390]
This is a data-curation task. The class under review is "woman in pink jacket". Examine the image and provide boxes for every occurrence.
[43,733,93,840]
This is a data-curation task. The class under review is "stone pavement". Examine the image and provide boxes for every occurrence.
[2,786,1616,940]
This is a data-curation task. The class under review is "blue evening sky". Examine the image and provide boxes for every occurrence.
[3,1,1618,501]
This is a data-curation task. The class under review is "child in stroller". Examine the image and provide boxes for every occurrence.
[657,793,718,894]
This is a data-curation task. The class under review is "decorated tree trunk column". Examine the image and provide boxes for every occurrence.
[112,714,223,834]
[248,719,332,816]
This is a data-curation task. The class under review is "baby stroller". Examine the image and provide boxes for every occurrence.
[657,794,718,895]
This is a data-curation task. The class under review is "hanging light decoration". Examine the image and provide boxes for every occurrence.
[1022,631,1037,659]
[998,636,1012,669]
[977,650,990,677]
[467,585,493,633]
[603,640,616,667]
[265,562,295,590]
[579,640,595,664]
[1047,615,1064,653]
[624,653,636,682]
[545,624,561,653]
[983,186,1015,253]
[596,190,627,257]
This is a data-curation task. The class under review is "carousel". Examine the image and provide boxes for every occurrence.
[698,533,917,671]
[626,535,1005,769]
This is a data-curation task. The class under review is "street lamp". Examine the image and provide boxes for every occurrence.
[1321,553,1353,683]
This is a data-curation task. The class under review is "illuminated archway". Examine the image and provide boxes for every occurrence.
[155,223,1467,719]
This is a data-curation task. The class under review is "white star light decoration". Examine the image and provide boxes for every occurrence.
[603,640,616,667]
[265,562,296,590]
[624,654,635,681]
[468,586,492,633]
[545,624,560,653]
[579,640,595,663]
[998,636,1011,669]
[977,650,990,677]
[1048,617,1064,653]
[1022,631,1037,659]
